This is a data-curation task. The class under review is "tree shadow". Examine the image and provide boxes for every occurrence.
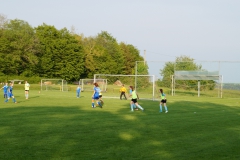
[0,99,239,159]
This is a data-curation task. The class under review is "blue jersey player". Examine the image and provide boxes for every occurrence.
[1,83,8,98]
[5,82,17,103]
[91,82,102,108]
[76,85,81,98]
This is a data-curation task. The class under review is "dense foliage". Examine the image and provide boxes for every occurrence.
[0,15,147,83]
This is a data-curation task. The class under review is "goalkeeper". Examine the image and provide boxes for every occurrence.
[119,84,127,100]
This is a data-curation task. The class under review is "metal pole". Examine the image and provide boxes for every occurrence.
[135,61,137,91]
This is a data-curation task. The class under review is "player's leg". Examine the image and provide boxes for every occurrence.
[120,92,123,100]
[91,98,95,108]
[135,102,144,111]
[25,90,29,99]
[164,100,168,113]
[159,101,163,112]
[12,95,17,103]
[123,92,127,100]
[4,93,7,98]
[5,97,9,102]
[130,100,134,111]
[97,98,102,108]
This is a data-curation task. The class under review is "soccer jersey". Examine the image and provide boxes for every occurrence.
[3,85,8,94]
[160,93,166,99]
[76,87,81,93]
[25,83,30,90]
[93,87,101,99]
[7,86,14,97]
[120,87,127,92]
[132,90,137,99]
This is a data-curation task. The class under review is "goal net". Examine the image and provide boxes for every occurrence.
[41,79,68,91]
[94,74,156,100]
[172,71,223,98]
[79,79,107,92]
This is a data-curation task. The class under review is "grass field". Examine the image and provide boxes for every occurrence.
[0,87,240,159]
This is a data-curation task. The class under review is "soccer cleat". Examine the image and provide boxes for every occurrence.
[165,111,168,113]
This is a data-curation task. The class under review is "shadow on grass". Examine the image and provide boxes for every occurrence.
[0,100,240,160]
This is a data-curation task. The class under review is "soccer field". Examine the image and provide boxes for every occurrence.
[0,89,240,159]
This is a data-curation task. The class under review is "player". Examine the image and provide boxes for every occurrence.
[1,82,8,98]
[128,87,138,110]
[129,86,144,112]
[5,82,17,103]
[119,84,127,100]
[159,89,168,113]
[91,82,102,108]
[76,85,81,98]
[25,81,30,99]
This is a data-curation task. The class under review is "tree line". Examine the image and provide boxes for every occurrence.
[0,14,147,83]
[0,14,215,90]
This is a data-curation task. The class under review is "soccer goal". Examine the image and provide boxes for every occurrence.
[94,74,156,100]
[41,79,68,91]
[79,79,107,92]
[172,71,223,98]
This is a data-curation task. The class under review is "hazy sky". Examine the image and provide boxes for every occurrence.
[1,0,240,82]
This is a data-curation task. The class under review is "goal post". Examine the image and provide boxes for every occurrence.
[79,79,107,92]
[94,74,156,100]
[41,79,68,91]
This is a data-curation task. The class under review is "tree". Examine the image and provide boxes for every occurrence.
[119,43,147,75]
[0,19,40,76]
[95,31,125,75]
[159,56,201,88]
[35,24,85,81]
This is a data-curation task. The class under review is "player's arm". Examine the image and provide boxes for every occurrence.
[128,93,132,98]
[137,94,139,99]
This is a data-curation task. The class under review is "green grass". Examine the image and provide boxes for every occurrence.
[0,89,240,159]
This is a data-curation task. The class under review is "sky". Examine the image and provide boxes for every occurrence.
[1,0,240,82]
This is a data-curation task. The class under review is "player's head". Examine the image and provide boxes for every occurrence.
[129,86,134,91]
[122,84,124,87]
[94,82,99,87]
[160,89,163,93]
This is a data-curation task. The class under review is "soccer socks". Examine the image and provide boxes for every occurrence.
[25,94,29,99]
[92,102,95,108]
[12,98,16,103]
[131,104,134,111]
[137,104,144,111]
[97,101,102,107]
[164,106,168,112]
[160,105,162,112]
